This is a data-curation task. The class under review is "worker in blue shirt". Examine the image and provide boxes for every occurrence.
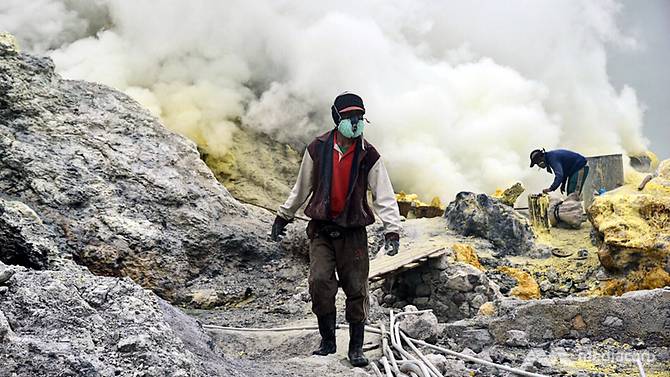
[530,149,589,195]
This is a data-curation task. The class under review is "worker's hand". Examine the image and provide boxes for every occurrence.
[270,215,291,241]
[384,233,400,256]
[542,188,551,194]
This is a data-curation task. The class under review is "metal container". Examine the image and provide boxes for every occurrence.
[582,154,624,207]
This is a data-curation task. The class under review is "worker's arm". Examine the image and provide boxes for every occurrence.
[277,149,314,220]
[546,156,564,192]
[368,158,402,238]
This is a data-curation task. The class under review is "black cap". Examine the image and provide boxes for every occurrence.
[331,92,365,124]
[530,149,545,167]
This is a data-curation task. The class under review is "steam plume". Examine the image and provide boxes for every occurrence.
[1,0,649,202]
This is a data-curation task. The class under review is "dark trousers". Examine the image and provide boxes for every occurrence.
[308,223,370,323]
[567,165,590,195]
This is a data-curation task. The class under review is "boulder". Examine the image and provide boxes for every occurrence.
[0,40,295,303]
[441,323,494,353]
[588,163,670,295]
[488,288,670,346]
[0,198,58,269]
[444,192,536,256]
[397,305,439,342]
[0,261,248,377]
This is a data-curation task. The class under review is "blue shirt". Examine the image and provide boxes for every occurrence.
[544,149,587,191]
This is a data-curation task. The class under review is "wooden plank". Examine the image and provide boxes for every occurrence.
[368,245,448,281]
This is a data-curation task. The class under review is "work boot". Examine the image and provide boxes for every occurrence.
[347,322,369,367]
[312,313,337,356]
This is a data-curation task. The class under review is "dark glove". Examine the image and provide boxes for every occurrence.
[384,233,400,256]
[270,215,291,241]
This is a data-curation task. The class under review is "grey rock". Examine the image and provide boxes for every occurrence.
[0,269,15,285]
[429,263,502,321]
[398,305,439,341]
[521,348,552,370]
[0,260,247,376]
[546,268,559,283]
[488,288,670,346]
[470,294,487,309]
[0,199,57,269]
[602,316,623,328]
[425,353,468,376]
[383,294,397,305]
[415,283,431,297]
[444,192,536,256]
[413,297,430,306]
[445,270,474,292]
[459,302,471,317]
[460,347,477,358]
[424,353,449,373]
[429,255,451,270]
[117,334,151,353]
[505,330,529,347]
[539,280,552,292]
[0,43,290,303]
[448,328,493,353]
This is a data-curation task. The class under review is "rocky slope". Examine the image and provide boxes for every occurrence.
[0,37,307,307]
[0,189,243,376]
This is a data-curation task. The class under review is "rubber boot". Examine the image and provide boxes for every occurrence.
[312,313,337,356]
[347,322,369,367]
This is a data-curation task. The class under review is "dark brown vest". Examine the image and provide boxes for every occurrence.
[304,130,380,228]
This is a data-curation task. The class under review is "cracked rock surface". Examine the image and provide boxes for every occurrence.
[0,260,250,377]
[0,40,307,306]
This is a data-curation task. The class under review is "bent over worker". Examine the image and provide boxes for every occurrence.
[530,148,589,195]
[270,92,402,367]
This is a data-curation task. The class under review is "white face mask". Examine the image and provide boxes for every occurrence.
[337,118,365,138]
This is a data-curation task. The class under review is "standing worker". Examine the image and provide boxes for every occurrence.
[270,92,402,367]
[530,148,589,195]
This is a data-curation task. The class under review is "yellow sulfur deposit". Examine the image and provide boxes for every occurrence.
[0,32,19,52]
[396,192,444,218]
[477,302,497,316]
[588,159,670,295]
[528,193,550,232]
[492,182,525,206]
[452,243,484,270]
[396,191,420,204]
[498,266,541,300]
[204,128,302,210]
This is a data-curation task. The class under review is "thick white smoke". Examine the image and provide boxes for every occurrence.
[1,0,649,202]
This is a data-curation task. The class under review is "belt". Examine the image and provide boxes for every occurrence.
[319,224,345,239]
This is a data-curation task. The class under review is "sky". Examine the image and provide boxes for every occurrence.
[608,0,670,159]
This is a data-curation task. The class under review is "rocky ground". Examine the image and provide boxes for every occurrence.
[1,35,670,377]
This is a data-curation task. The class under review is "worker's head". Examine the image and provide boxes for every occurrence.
[332,92,366,139]
[530,149,546,168]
